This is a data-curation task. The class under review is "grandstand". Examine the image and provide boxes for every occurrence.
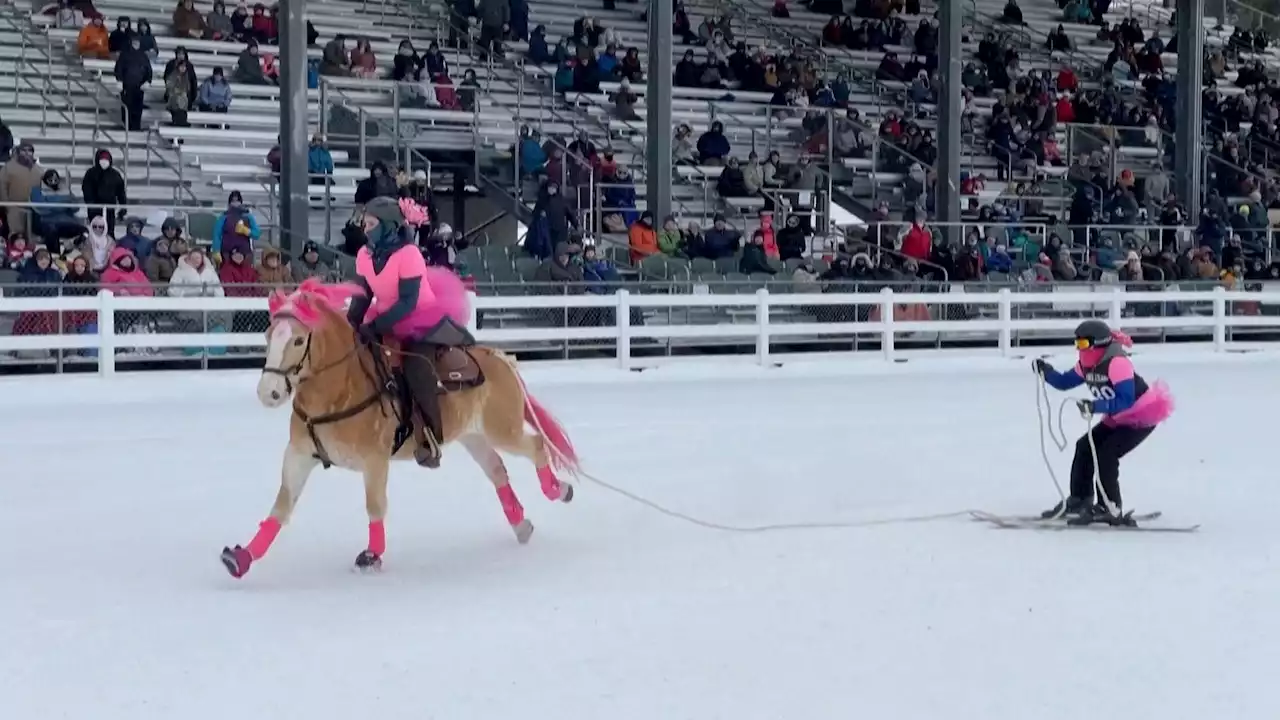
[0,0,1279,363]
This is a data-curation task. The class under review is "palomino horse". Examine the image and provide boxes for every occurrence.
[220,278,579,578]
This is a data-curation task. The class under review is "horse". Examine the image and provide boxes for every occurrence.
[220,278,580,578]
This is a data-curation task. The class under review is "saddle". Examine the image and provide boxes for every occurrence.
[379,341,485,393]
[372,319,485,454]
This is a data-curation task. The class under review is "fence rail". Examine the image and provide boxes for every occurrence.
[0,287,1277,374]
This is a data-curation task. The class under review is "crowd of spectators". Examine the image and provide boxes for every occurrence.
[20,0,1280,301]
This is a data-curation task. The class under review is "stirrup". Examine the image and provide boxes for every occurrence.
[414,428,442,468]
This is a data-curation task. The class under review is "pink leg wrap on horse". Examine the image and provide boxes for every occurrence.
[367,520,386,556]
[537,465,562,501]
[497,485,525,525]
[246,517,282,560]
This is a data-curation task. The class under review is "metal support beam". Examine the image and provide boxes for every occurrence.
[936,0,962,244]
[645,0,673,223]
[278,0,310,258]
[1175,0,1204,219]
[453,171,467,236]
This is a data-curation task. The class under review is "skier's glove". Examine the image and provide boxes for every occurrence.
[1032,358,1053,376]
[1075,398,1094,417]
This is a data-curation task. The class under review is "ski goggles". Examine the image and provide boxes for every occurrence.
[1074,337,1104,350]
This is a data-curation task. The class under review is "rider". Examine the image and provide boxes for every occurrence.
[346,197,473,468]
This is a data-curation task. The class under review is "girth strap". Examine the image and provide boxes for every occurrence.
[293,391,386,469]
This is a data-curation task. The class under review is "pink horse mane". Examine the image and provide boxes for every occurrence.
[268,277,365,329]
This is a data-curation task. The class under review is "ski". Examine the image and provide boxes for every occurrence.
[970,511,1198,533]
[970,510,1163,525]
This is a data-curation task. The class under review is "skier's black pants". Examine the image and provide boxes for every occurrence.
[1069,423,1154,507]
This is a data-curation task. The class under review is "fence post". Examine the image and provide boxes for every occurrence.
[616,289,631,370]
[465,290,479,333]
[755,288,770,365]
[997,288,1012,355]
[1212,286,1227,351]
[1108,287,1124,326]
[880,287,895,361]
[98,290,116,376]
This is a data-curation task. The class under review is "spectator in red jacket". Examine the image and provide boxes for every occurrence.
[899,217,932,260]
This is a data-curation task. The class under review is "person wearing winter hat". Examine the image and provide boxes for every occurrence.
[345,196,472,469]
[211,190,260,263]
[1032,319,1175,526]
[81,148,128,237]
[289,240,332,282]
[116,216,152,259]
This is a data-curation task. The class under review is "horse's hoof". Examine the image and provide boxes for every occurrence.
[354,550,383,571]
[513,519,534,544]
[221,545,252,579]
[561,484,574,503]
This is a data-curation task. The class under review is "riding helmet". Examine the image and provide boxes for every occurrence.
[1073,319,1113,350]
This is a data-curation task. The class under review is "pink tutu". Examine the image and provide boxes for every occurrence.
[1104,379,1174,428]
[395,266,472,337]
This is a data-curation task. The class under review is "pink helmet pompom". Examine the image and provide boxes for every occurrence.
[399,197,429,228]
[1111,330,1134,348]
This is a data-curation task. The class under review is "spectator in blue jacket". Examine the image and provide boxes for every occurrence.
[17,246,62,289]
[116,216,154,259]
[602,167,638,226]
[30,169,86,255]
[211,190,261,260]
[987,243,1014,273]
[518,126,547,177]
[308,134,334,176]
[701,213,741,259]
[581,244,620,293]
[196,67,232,112]
[526,25,551,64]
[697,121,731,164]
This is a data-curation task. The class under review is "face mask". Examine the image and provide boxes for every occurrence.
[47,180,60,190]
[98,159,109,170]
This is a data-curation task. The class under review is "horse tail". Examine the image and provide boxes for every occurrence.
[511,365,580,476]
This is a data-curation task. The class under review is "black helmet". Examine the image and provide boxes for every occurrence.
[363,196,405,227]
[1074,319,1112,350]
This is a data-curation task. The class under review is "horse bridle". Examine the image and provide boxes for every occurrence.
[260,312,358,394]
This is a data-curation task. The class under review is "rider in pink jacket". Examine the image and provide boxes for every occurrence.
[346,197,473,468]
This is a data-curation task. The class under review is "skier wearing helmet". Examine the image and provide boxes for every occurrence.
[1031,319,1175,526]
[345,196,473,468]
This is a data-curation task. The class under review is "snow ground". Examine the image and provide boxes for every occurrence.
[1,350,1277,720]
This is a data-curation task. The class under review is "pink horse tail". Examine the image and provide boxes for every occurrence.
[1112,329,1134,347]
[513,369,580,476]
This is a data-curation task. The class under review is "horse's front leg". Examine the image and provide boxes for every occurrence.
[221,447,319,578]
[355,457,391,571]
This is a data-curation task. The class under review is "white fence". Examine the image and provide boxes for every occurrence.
[0,286,1275,374]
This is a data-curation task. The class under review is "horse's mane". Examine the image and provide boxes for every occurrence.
[269,277,364,329]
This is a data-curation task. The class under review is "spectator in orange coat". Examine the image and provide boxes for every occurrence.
[77,16,110,58]
[627,210,659,263]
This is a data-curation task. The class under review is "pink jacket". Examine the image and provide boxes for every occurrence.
[355,245,470,338]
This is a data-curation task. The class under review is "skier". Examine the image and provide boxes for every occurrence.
[1032,319,1175,526]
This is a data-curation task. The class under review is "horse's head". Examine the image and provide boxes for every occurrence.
[258,279,361,408]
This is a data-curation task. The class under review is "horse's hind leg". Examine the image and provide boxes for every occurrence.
[221,447,318,578]
[513,432,574,504]
[460,434,534,544]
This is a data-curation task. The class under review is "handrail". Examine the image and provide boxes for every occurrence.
[3,5,205,209]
